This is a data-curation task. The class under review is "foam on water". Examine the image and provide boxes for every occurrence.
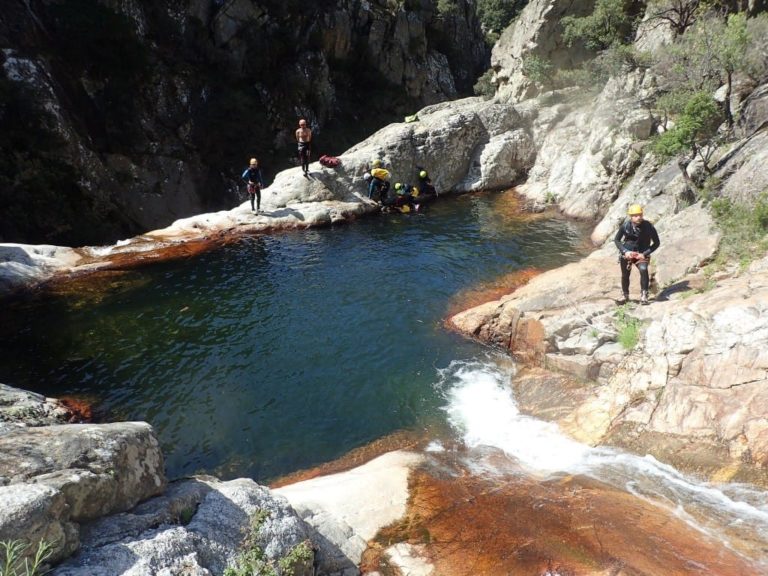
[438,358,768,561]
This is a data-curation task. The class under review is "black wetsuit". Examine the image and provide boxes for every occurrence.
[297,142,311,174]
[614,218,660,293]
[242,166,265,211]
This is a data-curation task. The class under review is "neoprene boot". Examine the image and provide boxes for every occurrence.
[640,290,649,305]
[619,292,629,304]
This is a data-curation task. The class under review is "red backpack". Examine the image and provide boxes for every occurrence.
[319,155,341,168]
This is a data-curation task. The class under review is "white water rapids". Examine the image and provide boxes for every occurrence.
[437,358,768,568]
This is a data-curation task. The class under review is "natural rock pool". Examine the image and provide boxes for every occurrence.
[1,192,588,481]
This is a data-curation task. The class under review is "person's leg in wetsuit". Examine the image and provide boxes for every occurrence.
[298,144,310,175]
[637,260,650,304]
[620,259,632,302]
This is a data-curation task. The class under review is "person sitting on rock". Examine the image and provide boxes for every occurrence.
[242,157,265,213]
[614,204,660,305]
[368,166,391,202]
[383,182,417,213]
[416,169,438,206]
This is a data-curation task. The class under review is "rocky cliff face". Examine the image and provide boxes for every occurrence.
[0,0,488,247]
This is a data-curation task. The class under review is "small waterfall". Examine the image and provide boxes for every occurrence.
[438,358,768,567]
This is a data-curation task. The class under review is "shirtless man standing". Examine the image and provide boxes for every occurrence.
[295,119,312,176]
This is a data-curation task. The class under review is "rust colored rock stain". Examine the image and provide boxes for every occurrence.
[366,461,758,576]
[446,268,541,317]
[269,430,427,489]
[58,396,94,422]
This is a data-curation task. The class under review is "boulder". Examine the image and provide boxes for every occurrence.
[0,384,74,426]
[0,421,166,561]
[652,202,720,288]
[0,484,79,564]
[54,478,315,576]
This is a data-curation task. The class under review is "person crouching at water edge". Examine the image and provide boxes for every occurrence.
[614,204,660,305]
[295,118,312,176]
[242,158,265,213]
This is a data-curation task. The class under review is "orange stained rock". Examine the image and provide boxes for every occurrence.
[58,395,94,422]
[269,430,426,488]
[446,267,541,317]
[368,464,760,576]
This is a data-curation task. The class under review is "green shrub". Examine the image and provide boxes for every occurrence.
[561,0,635,51]
[615,306,641,349]
[473,68,496,98]
[709,193,768,269]
[521,54,554,90]
[436,0,458,16]
[223,511,315,576]
[652,92,723,161]
[0,540,53,576]
[477,0,527,34]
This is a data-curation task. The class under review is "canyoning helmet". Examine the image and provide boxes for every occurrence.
[627,204,643,216]
[372,159,382,168]
[419,170,428,179]
[363,173,372,181]
[394,182,403,193]
[250,158,257,166]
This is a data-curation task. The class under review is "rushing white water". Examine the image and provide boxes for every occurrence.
[438,357,768,565]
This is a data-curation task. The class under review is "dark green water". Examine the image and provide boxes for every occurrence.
[1,193,588,482]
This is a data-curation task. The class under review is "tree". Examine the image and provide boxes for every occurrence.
[655,13,752,129]
[645,0,702,37]
[561,0,635,51]
[476,0,526,34]
[653,91,724,191]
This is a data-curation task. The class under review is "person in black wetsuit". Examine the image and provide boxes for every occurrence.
[241,158,265,212]
[614,204,660,305]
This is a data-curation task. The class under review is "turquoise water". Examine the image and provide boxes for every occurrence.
[0,193,588,482]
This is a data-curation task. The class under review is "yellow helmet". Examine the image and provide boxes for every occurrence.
[372,159,382,168]
[394,182,402,191]
[627,204,643,216]
[419,170,428,179]
[249,158,257,165]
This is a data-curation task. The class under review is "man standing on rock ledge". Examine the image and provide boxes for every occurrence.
[295,118,312,176]
[614,204,660,305]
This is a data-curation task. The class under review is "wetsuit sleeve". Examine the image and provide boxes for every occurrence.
[242,168,250,182]
[614,224,627,254]
[257,169,265,188]
[644,224,660,257]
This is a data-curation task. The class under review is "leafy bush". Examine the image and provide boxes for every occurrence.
[709,193,768,269]
[477,0,527,34]
[614,306,641,349]
[473,68,496,98]
[653,92,722,158]
[522,54,554,90]
[561,0,635,50]
[436,0,458,16]
[223,511,314,576]
[0,540,53,576]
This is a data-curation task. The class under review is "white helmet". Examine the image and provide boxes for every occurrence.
[363,173,372,181]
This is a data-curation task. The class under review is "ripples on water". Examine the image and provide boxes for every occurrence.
[1,194,585,481]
